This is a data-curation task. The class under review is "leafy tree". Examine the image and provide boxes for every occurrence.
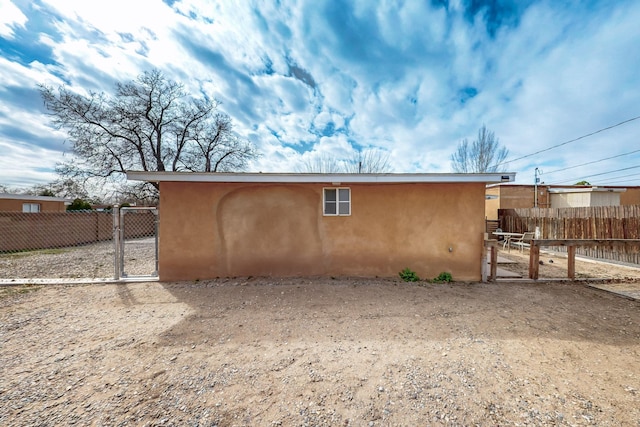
[298,148,392,173]
[66,198,92,211]
[39,69,258,193]
[450,125,509,173]
[575,180,591,185]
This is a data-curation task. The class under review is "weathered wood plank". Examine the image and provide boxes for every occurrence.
[531,239,640,248]
[568,246,576,279]
[490,246,497,281]
[529,245,540,280]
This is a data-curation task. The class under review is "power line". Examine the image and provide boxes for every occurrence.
[491,115,640,169]
[592,172,640,185]
[553,164,640,185]
[597,180,640,186]
[542,148,640,176]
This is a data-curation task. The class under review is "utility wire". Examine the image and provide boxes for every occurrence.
[553,164,640,185]
[542,147,640,176]
[491,115,640,169]
[591,172,640,184]
[597,181,640,186]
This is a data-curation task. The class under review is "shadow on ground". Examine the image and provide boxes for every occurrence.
[157,278,640,348]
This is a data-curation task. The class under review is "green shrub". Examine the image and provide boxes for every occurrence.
[66,198,92,211]
[399,267,420,282]
[433,272,453,283]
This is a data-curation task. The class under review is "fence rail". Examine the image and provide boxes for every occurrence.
[499,205,640,264]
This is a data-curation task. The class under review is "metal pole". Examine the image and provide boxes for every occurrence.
[153,208,159,277]
[534,167,539,208]
[119,207,127,277]
[113,205,120,280]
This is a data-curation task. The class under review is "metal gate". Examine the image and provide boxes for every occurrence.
[114,206,158,279]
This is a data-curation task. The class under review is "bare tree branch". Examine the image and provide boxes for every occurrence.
[297,148,392,173]
[39,69,258,198]
[450,125,509,173]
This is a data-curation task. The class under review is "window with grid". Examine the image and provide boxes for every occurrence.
[323,188,350,216]
[22,203,40,213]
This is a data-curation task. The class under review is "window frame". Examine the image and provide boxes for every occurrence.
[323,187,351,216]
[22,203,41,213]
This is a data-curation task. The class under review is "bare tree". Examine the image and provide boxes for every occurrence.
[343,149,392,173]
[298,148,392,173]
[450,125,509,173]
[297,154,345,173]
[39,69,258,192]
[29,178,102,203]
[0,184,20,194]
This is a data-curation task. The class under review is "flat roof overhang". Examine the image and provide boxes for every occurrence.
[127,171,516,184]
[548,187,626,194]
[0,193,71,203]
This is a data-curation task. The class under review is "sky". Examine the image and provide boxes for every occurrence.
[1,0,640,190]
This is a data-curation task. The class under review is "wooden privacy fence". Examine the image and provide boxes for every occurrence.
[499,205,640,264]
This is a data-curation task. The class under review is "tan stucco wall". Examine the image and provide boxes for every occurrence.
[620,188,640,206]
[0,199,66,212]
[485,185,552,219]
[158,182,486,281]
[484,187,501,220]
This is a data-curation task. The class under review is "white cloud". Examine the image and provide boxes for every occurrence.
[2,0,640,189]
[0,141,63,188]
[0,0,27,38]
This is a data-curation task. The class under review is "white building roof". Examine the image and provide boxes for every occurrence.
[0,193,71,203]
[547,187,626,194]
[127,171,516,184]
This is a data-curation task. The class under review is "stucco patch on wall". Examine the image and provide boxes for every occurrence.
[217,185,323,276]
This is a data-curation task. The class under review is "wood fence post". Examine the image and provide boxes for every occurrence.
[490,245,498,281]
[529,244,540,280]
[568,245,576,279]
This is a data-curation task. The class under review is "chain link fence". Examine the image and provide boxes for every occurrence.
[0,208,157,280]
[117,207,158,278]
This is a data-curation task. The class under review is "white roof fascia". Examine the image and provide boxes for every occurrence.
[127,171,516,184]
[548,187,626,194]
[0,193,71,202]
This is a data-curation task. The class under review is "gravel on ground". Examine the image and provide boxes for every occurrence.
[1,277,639,426]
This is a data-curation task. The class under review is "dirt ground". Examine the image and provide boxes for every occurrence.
[497,247,640,281]
[1,270,639,426]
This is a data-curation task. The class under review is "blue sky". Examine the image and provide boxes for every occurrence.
[1,0,640,189]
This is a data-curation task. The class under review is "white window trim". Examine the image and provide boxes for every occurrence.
[323,187,351,216]
[22,203,41,213]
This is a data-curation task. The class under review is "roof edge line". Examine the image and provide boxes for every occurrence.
[126,171,516,184]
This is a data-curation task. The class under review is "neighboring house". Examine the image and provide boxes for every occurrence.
[128,171,515,281]
[0,193,71,212]
[485,184,638,220]
[547,187,625,209]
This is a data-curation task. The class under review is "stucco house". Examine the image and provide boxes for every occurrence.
[127,172,515,281]
[0,193,70,212]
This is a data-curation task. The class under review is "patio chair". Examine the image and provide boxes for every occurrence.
[511,232,535,252]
